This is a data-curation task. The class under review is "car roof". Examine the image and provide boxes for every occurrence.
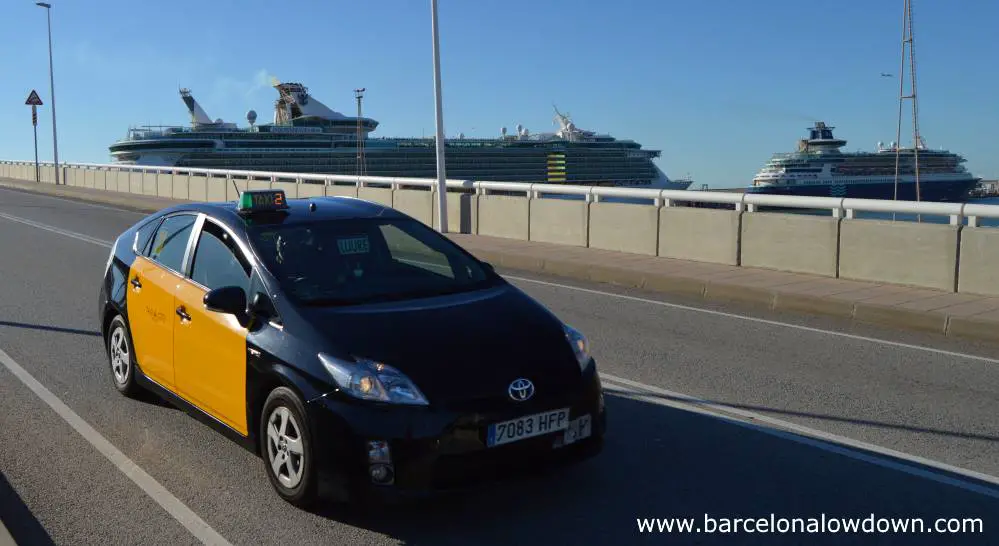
[150,195,409,232]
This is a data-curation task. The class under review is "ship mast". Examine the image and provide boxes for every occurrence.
[892,0,921,203]
[354,88,366,177]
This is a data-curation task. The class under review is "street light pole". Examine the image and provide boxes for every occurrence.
[37,2,59,185]
[431,0,449,233]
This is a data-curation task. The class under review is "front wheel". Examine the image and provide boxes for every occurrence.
[260,386,318,507]
[106,315,140,398]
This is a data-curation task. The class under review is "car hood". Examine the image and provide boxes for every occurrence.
[297,283,582,406]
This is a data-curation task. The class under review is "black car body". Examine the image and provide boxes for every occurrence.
[97,190,605,506]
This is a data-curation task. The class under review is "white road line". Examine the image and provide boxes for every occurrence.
[599,374,999,499]
[0,519,15,546]
[0,185,148,215]
[0,212,112,248]
[508,274,999,364]
[0,347,232,545]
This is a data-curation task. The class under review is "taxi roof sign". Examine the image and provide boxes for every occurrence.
[237,189,289,214]
[25,90,43,106]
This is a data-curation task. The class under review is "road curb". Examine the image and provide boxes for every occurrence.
[475,251,987,345]
[0,180,173,214]
[3,178,996,346]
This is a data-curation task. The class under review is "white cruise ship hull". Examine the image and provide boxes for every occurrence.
[748,175,980,202]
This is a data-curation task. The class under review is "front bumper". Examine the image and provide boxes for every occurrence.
[306,366,606,503]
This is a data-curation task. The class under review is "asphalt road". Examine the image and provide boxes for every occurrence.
[0,186,997,545]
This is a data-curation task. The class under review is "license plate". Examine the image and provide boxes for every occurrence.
[559,414,592,447]
[487,408,570,447]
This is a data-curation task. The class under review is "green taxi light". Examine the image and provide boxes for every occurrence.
[237,189,289,213]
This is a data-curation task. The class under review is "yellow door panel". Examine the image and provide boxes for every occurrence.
[126,256,179,389]
[173,279,249,436]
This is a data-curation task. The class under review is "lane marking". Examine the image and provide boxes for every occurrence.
[599,373,999,499]
[507,274,999,364]
[0,346,232,545]
[0,519,14,546]
[0,212,112,248]
[0,185,148,215]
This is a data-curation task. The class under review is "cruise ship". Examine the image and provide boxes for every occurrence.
[747,122,979,201]
[109,81,692,190]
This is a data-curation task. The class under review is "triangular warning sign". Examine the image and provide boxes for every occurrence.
[25,90,43,106]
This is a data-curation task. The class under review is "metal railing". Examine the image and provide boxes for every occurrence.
[3,159,998,226]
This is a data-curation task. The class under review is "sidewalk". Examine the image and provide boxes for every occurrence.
[3,178,999,345]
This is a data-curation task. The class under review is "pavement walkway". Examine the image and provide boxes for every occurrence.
[3,177,998,344]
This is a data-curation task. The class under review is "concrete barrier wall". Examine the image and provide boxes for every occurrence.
[839,219,959,291]
[589,202,658,255]
[169,174,187,200]
[741,213,840,276]
[156,173,173,198]
[392,189,433,226]
[433,193,477,234]
[529,199,588,247]
[358,186,393,208]
[659,208,740,265]
[142,172,157,195]
[478,195,529,240]
[297,182,323,198]
[188,175,208,201]
[326,184,358,198]
[7,161,999,296]
[957,227,999,296]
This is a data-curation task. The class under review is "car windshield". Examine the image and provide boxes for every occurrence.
[247,217,499,305]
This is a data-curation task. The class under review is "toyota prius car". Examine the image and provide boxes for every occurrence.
[97,189,605,506]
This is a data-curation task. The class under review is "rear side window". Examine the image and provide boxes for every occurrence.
[148,214,196,273]
[134,217,162,255]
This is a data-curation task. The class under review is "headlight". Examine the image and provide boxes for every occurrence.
[563,324,592,372]
[318,353,429,405]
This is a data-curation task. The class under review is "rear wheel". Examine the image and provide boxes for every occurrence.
[106,315,140,398]
[260,386,319,507]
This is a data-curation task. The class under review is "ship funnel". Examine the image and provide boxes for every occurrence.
[179,88,213,127]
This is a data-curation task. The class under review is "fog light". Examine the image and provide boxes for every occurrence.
[367,440,391,464]
[369,463,394,485]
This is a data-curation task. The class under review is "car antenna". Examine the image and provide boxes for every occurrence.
[231,178,240,199]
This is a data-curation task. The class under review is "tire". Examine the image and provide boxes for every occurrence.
[260,386,319,507]
[106,315,141,398]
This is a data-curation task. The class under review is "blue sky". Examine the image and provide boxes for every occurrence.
[1,0,996,188]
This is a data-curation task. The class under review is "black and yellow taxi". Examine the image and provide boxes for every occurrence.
[97,189,605,507]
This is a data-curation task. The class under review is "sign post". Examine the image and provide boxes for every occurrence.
[25,90,43,183]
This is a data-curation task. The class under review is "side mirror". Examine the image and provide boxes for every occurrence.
[203,286,247,316]
[481,261,495,273]
[248,291,278,321]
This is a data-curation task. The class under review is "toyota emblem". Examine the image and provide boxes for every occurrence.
[508,378,535,402]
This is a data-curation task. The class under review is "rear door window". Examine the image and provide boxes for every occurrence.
[147,214,197,273]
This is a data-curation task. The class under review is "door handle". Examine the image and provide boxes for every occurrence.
[176,306,191,321]
[130,276,142,289]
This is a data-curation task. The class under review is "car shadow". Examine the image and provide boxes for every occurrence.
[302,392,997,546]
[0,320,101,337]
[0,471,55,546]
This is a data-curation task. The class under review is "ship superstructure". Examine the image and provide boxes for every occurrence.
[748,122,978,201]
